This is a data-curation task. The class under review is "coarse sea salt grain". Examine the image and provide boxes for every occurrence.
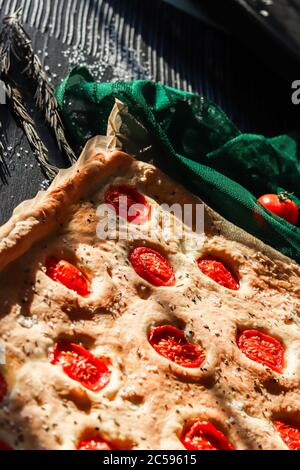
[62,23,153,84]
[226,417,236,425]
[17,315,38,329]
[40,179,50,190]
[231,400,244,411]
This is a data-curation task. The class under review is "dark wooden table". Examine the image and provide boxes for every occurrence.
[0,0,298,225]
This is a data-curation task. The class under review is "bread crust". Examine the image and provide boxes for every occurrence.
[0,136,299,450]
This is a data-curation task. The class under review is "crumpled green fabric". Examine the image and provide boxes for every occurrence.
[55,66,300,263]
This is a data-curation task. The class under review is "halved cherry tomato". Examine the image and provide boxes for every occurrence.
[273,420,300,450]
[148,325,205,368]
[50,341,111,392]
[105,184,150,224]
[197,257,239,290]
[77,437,114,450]
[181,420,233,450]
[257,193,299,226]
[237,330,284,373]
[0,440,13,450]
[130,247,175,287]
[45,257,91,296]
[0,373,7,403]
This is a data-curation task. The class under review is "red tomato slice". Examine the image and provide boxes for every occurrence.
[45,257,91,297]
[50,341,111,392]
[130,247,175,287]
[105,184,150,224]
[0,440,13,450]
[181,421,233,450]
[197,257,239,290]
[237,330,284,373]
[273,420,300,450]
[0,373,7,403]
[77,437,114,450]
[148,325,205,368]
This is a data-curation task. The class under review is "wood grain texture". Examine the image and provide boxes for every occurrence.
[0,0,298,226]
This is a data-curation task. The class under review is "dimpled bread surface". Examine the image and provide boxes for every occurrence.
[0,137,300,450]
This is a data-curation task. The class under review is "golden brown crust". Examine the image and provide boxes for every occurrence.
[0,145,133,272]
[0,137,299,450]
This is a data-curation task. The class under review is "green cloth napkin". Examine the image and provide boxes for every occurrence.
[56,66,300,263]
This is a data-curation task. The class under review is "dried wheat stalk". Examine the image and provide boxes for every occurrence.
[0,19,12,169]
[3,8,76,165]
[0,10,59,179]
[0,121,6,168]
[0,120,9,181]
[5,79,58,179]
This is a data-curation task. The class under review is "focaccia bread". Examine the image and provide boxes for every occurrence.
[0,136,300,451]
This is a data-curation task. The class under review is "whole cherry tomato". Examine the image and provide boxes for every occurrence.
[257,193,299,225]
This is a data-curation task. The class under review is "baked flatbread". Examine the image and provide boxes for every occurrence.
[0,136,299,450]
